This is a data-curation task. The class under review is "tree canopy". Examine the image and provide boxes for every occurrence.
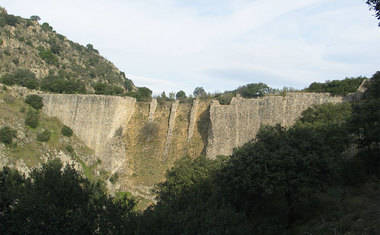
[367,0,380,25]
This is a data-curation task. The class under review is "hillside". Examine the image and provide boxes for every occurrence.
[0,84,106,182]
[0,7,135,95]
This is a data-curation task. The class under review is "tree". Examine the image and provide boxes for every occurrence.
[61,125,73,137]
[37,130,51,142]
[193,87,206,97]
[30,15,40,21]
[175,90,186,99]
[350,71,380,175]
[0,69,39,89]
[367,0,380,25]
[236,83,271,98]
[25,110,39,128]
[0,126,17,145]
[25,95,43,110]
[218,124,344,231]
[0,160,137,234]
[41,22,53,31]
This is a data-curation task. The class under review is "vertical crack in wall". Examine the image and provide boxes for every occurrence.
[187,99,199,142]
[163,100,179,160]
[148,99,157,122]
[234,102,240,147]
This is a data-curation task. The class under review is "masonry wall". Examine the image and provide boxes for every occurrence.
[206,93,343,158]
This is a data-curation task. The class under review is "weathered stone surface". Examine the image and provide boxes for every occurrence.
[163,100,179,159]
[206,93,343,159]
[41,94,136,170]
[187,99,199,141]
[148,99,158,121]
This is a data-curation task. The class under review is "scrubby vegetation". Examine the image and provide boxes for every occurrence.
[1,69,39,90]
[36,129,51,142]
[61,125,73,137]
[0,7,139,98]
[305,77,366,96]
[25,95,43,110]
[0,126,16,145]
[25,109,39,128]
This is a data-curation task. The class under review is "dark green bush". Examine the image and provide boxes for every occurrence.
[40,76,86,94]
[65,145,74,154]
[25,95,43,110]
[41,22,53,31]
[1,69,39,89]
[61,125,73,137]
[25,110,39,128]
[37,129,51,142]
[236,83,271,98]
[126,87,152,101]
[0,126,16,145]
[0,14,19,27]
[124,78,134,91]
[93,82,124,95]
[176,90,187,99]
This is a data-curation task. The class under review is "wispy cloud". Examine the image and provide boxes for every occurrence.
[2,0,380,94]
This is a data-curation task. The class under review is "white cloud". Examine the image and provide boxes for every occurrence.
[2,0,380,94]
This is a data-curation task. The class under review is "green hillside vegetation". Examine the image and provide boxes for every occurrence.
[0,7,141,97]
[0,85,97,175]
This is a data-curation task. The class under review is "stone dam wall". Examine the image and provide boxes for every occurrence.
[40,92,344,199]
[41,94,136,171]
[206,93,343,158]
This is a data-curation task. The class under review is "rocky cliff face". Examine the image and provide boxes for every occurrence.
[40,92,344,201]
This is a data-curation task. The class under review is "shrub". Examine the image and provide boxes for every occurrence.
[37,129,51,142]
[93,82,124,95]
[30,15,41,21]
[61,125,73,137]
[25,95,43,110]
[1,69,38,89]
[40,76,86,94]
[0,14,19,26]
[126,87,152,101]
[236,83,271,98]
[65,145,74,154]
[305,77,366,96]
[41,22,53,31]
[0,126,17,145]
[38,48,58,65]
[176,90,187,99]
[139,122,159,142]
[25,110,39,128]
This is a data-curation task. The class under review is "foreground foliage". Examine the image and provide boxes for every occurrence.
[0,159,137,234]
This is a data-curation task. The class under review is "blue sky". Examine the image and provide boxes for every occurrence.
[2,0,380,95]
